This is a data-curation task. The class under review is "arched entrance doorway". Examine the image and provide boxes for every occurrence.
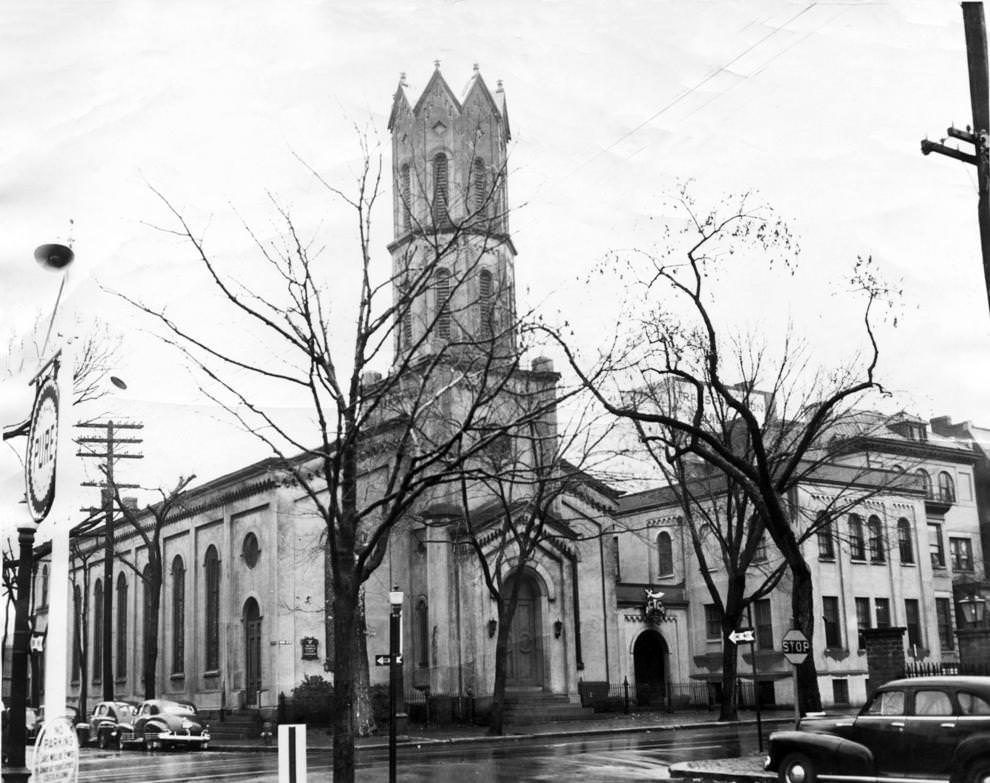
[504,571,544,688]
[633,629,667,706]
[243,598,262,706]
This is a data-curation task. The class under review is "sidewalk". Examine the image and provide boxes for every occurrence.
[213,709,795,753]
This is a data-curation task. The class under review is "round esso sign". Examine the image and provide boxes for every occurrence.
[26,377,59,522]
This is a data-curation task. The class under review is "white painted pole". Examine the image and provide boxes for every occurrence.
[278,723,307,783]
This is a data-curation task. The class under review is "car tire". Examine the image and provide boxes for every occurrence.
[965,757,990,783]
[778,752,817,783]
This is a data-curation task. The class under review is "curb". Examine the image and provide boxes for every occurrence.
[206,715,794,754]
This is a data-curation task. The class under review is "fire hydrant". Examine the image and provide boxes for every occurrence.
[260,720,273,745]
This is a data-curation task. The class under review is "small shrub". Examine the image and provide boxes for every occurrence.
[290,676,335,724]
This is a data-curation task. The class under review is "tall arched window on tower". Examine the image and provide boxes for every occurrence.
[116,573,128,681]
[204,546,220,671]
[93,578,103,684]
[657,531,673,577]
[400,163,412,230]
[471,157,488,218]
[397,280,413,351]
[432,152,450,227]
[72,585,82,683]
[434,268,451,340]
[172,555,185,675]
[478,269,493,337]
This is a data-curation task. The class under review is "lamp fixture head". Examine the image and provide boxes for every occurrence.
[34,244,74,271]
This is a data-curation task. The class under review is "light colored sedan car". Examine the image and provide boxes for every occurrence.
[117,699,210,751]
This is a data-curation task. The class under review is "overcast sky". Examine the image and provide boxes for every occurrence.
[3,0,989,510]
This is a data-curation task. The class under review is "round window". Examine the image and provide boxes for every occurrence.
[242,532,260,568]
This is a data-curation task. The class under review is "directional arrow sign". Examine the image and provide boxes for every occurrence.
[728,628,755,644]
[781,629,811,665]
[374,654,403,666]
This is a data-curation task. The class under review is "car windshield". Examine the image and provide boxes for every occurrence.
[160,701,197,716]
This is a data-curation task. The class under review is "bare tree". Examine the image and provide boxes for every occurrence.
[112,138,566,781]
[549,188,897,713]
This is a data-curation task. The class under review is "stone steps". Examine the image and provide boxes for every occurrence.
[502,692,596,724]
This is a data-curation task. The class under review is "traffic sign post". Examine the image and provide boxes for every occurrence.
[782,628,811,725]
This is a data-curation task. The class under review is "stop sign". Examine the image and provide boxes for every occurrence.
[781,628,810,665]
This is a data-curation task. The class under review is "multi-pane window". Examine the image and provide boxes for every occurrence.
[929,523,945,568]
[905,598,922,648]
[704,604,721,640]
[116,573,127,681]
[918,469,933,499]
[432,152,450,226]
[868,516,885,563]
[855,596,871,649]
[950,537,974,571]
[434,268,451,340]
[754,598,773,650]
[172,555,185,675]
[938,471,956,503]
[823,596,842,648]
[849,515,866,560]
[897,518,914,564]
[93,579,103,683]
[817,513,835,559]
[833,679,850,705]
[478,269,493,336]
[657,531,674,577]
[205,546,221,671]
[875,598,891,628]
[936,597,954,651]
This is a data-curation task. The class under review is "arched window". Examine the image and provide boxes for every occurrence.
[897,518,914,564]
[849,514,865,560]
[416,598,429,668]
[657,531,674,577]
[204,546,221,671]
[938,471,955,503]
[93,579,103,683]
[172,555,185,675]
[817,512,835,559]
[471,157,488,217]
[432,152,449,227]
[478,269,493,336]
[72,585,82,683]
[116,573,128,681]
[917,469,933,499]
[868,516,884,563]
[400,162,412,229]
[434,268,451,340]
[41,565,49,608]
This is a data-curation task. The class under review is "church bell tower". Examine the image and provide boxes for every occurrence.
[387,63,517,365]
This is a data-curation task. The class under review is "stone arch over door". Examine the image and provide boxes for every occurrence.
[633,629,668,706]
[503,569,545,689]
[243,597,262,706]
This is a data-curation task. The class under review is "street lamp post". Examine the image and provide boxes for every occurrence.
[388,587,403,783]
[4,528,39,783]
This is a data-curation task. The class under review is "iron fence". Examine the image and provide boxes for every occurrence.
[901,660,990,678]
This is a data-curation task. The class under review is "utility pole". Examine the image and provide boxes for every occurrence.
[76,419,143,700]
[921,1,990,312]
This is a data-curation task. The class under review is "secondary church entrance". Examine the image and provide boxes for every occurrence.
[633,629,667,706]
[505,570,543,688]
[244,598,262,706]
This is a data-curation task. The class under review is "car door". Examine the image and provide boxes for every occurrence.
[901,687,958,777]
[852,687,908,774]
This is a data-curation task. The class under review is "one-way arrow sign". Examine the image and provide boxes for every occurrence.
[374,654,403,666]
[728,628,755,644]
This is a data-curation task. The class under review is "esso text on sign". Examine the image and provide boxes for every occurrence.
[26,377,59,522]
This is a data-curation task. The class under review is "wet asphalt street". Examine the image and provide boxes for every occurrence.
[75,722,761,782]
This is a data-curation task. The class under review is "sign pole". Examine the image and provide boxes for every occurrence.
[792,665,800,727]
[746,604,763,752]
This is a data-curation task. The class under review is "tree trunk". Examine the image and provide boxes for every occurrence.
[352,588,375,737]
[718,628,740,721]
[331,564,358,783]
[143,574,162,699]
[791,564,822,714]
[488,606,511,735]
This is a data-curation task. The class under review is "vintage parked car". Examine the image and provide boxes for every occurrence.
[116,699,210,751]
[79,700,139,748]
[766,675,990,783]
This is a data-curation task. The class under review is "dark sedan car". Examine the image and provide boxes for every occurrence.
[117,699,209,751]
[79,700,139,748]
[766,675,990,783]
